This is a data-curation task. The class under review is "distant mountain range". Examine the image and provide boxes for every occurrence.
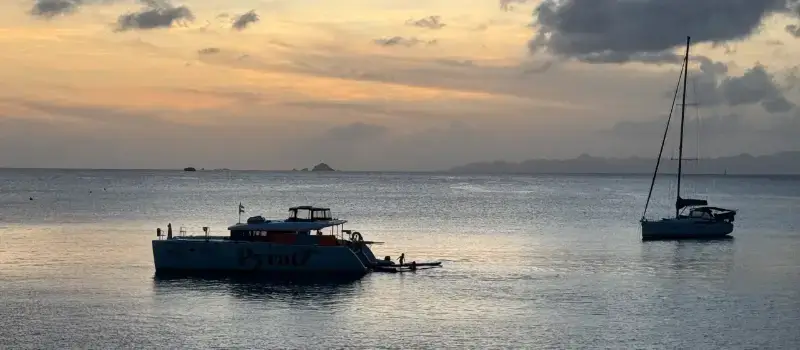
[448,152,800,175]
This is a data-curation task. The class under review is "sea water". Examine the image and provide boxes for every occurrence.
[1,169,798,349]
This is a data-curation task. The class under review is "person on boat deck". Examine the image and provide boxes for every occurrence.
[167,223,172,239]
[399,253,405,265]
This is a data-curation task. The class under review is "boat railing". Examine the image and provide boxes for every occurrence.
[155,225,215,240]
[177,226,213,238]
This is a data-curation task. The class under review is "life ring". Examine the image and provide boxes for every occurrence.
[351,231,364,242]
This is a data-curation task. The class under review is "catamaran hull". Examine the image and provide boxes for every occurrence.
[641,219,733,240]
[152,239,370,276]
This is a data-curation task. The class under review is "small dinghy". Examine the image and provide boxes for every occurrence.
[370,254,442,273]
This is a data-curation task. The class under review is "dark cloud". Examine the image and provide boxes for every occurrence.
[681,60,794,114]
[526,0,798,114]
[762,96,794,113]
[374,36,438,47]
[232,10,259,31]
[530,0,800,64]
[786,24,800,36]
[695,56,729,76]
[115,0,194,31]
[785,66,800,89]
[406,16,446,30]
[30,0,82,18]
[198,47,221,55]
[719,64,795,112]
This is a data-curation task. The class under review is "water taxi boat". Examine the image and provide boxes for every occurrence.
[152,205,440,278]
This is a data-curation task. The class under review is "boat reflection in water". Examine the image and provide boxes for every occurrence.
[151,273,363,304]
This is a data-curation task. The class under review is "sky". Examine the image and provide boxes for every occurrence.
[1,0,800,170]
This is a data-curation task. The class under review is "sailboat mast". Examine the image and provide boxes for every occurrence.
[676,36,690,218]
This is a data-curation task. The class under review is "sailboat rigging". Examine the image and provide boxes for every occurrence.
[640,36,737,240]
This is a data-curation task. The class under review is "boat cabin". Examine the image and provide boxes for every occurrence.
[686,207,714,220]
[226,206,347,246]
[681,206,737,223]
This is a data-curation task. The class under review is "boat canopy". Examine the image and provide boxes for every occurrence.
[687,206,737,222]
[288,206,333,221]
[226,205,345,231]
[227,219,346,232]
[676,197,708,210]
[697,206,737,213]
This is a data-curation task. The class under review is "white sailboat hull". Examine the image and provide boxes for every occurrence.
[641,218,733,240]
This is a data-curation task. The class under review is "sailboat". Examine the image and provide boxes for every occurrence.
[640,36,737,240]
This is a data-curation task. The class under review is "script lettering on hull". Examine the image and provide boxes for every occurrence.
[238,248,316,270]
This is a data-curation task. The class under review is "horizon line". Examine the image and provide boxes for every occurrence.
[1,167,799,177]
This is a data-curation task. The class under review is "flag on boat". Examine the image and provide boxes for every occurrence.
[239,202,245,214]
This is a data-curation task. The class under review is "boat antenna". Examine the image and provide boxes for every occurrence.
[641,44,687,220]
[676,36,690,218]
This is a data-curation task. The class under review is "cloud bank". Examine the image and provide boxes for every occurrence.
[232,10,259,31]
[530,0,800,64]
[115,0,194,31]
[30,0,82,18]
[528,0,800,115]
[406,16,446,30]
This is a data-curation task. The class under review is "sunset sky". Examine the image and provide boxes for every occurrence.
[1,0,799,170]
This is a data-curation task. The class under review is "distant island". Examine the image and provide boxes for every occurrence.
[292,163,336,172]
[312,162,335,171]
[448,151,800,175]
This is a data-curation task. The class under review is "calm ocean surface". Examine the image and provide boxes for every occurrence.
[1,169,799,349]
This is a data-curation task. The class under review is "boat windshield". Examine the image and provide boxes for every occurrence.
[288,206,333,221]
